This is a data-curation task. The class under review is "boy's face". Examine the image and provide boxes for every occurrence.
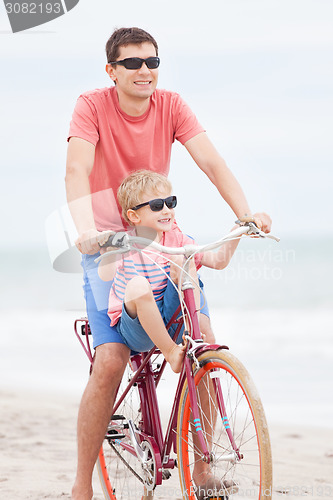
[128,187,175,237]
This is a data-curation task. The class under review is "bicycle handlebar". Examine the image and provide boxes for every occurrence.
[96,222,280,263]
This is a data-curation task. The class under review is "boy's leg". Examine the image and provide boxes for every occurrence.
[124,276,185,373]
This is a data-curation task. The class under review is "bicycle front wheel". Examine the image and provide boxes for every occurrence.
[177,349,272,500]
[96,362,153,500]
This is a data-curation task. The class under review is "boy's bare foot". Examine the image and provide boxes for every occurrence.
[166,343,186,373]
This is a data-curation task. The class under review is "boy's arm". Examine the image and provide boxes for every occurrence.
[98,254,119,282]
[200,225,240,270]
[184,132,272,233]
[200,211,270,270]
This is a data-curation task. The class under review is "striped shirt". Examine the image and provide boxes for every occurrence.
[108,226,202,326]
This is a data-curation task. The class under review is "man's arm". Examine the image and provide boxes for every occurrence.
[65,137,101,254]
[184,132,271,233]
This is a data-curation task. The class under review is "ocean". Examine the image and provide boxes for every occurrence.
[1,235,332,429]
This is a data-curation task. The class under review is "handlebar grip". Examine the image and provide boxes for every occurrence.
[99,231,128,248]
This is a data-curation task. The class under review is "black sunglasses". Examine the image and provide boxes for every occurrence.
[109,56,160,70]
[131,196,177,212]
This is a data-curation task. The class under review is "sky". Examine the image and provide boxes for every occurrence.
[1,0,333,256]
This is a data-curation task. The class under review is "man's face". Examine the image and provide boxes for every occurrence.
[107,42,159,103]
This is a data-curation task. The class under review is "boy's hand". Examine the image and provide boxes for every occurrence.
[169,255,184,284]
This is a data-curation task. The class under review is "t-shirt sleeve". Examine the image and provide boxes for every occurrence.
[172,94,205,145]
[67,95,100,145]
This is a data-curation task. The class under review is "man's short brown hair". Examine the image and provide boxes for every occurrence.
[106,27,158,64]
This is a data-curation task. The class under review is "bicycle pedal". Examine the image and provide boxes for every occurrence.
[110,415,129,429]
[205,497,227,500]
[196,479,237,500]
[199,495,228,500]
[106,430,126,440]
[208,496,228,500]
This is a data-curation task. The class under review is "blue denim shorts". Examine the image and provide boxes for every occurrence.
[82,252,209,349]
[116,279,185,352]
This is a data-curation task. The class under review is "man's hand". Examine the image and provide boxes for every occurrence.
[75,229,103,255]
[252,212,272,233]
[97,231,118,255]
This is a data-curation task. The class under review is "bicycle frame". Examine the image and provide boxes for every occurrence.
[74,283,234,488]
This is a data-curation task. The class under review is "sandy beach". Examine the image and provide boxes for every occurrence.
[1,387,332,500]
[1,307,333,499]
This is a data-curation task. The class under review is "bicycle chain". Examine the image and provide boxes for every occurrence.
[109,440,145,484]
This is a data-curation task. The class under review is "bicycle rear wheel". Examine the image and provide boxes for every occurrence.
[96,362,153,500]
[177,350,272,500]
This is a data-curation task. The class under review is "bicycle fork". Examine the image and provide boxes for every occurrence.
[182,278,242,464]
[185,347,242,464]
[184,354,212,463]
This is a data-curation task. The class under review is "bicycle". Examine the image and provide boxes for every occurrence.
[74,222,279,500]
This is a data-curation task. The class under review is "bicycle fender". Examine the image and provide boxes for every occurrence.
[189,344,229,357]
[194,343,229,357]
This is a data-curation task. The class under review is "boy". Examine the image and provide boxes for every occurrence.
[98,170,242,373]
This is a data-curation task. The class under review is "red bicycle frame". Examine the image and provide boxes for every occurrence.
[74,282,236,486]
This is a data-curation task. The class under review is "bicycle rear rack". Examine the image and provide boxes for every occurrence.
[74,317,94,365]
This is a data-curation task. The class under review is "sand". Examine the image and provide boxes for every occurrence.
[0,388,332,500]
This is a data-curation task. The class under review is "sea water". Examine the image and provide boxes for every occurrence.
[1,236,332,428]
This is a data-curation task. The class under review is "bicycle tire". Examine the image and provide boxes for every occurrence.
[177,349,272,500]
[96,362,154,500]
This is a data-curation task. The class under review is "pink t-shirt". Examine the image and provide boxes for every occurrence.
[108,226,203,326]
[68,87,205,230]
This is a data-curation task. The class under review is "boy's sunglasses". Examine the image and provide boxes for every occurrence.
[109,56,160,70]
[131,196,177,212]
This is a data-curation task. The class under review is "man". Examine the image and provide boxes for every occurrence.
[65,27,271,500]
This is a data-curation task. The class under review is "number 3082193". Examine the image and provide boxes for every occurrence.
[5,3,62,14]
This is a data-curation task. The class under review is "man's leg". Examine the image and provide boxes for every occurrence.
[200,313,215,343]
[72,342,130,500]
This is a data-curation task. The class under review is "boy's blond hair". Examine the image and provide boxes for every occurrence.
[117,170,172,224]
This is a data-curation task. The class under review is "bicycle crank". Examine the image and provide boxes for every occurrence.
[127,420,157,491]
[141,441,157,491]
